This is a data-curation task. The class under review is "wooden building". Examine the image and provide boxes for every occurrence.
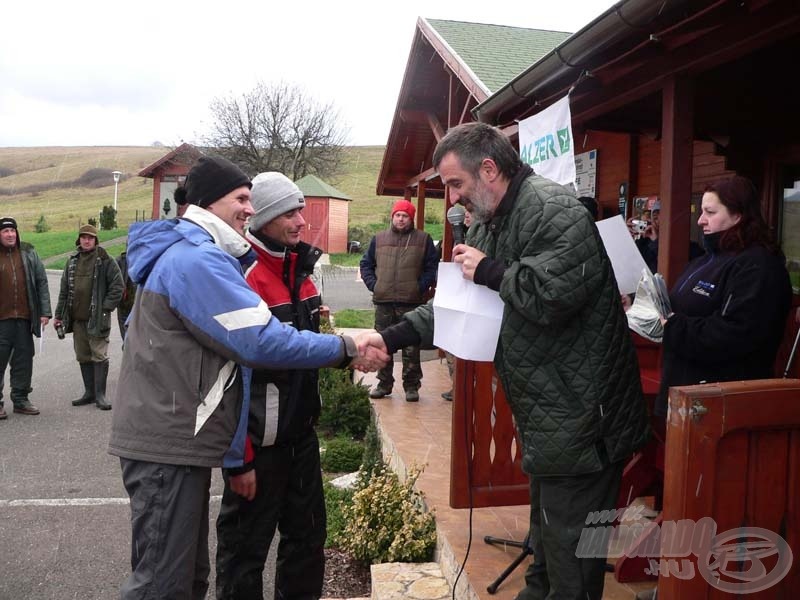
[377,18,570,230]
[295,174,351,253]
[380,2,800,294]
[138,143,202,220]
[380,3,800,595]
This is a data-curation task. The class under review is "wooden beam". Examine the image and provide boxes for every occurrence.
[416,180,426,230]
[427,114,445,142]
[659,76,694,288]
[442,187,453,259]
[458,93,472,126]
[399,109,444,141]
[405,167,438,189]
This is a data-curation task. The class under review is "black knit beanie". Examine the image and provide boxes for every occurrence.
[0,216,19,247]
[184,156,251,208]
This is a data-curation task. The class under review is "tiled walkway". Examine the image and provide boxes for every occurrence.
[348,336,656,600]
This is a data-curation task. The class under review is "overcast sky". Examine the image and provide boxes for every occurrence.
[0,0,617,148]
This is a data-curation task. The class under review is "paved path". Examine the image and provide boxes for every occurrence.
[0,266,376,598]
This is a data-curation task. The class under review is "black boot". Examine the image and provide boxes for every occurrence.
[94,360,111,411]
[72,362,95,406]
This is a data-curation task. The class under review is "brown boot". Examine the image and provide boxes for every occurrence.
[13,400,40,415]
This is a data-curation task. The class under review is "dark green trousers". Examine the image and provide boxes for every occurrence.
[520,461,624,600]
[0,318,34,407]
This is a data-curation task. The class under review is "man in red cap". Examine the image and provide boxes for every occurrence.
[359,200,438,401]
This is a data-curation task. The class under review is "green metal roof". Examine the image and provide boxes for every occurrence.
[425,19,571,93]
[295,174,351,200]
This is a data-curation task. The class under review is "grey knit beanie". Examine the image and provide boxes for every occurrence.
[248,172,305,231]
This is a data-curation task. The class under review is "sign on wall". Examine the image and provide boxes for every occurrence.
[518,95,575,187]
[574,149,597,198]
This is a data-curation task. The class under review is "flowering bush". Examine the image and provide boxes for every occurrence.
[340,465,436,564]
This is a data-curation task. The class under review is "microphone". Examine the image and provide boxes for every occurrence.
[447,205,466,246]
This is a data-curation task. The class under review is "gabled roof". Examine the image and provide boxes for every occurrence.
[295,174,351,201]
[138,143,203,178]
[376,18,570,199]
[426,19,570,94]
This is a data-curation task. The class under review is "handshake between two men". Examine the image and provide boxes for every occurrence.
[348,242,488,374]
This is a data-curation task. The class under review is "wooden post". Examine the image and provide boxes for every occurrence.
[659,76,694,288]
[416,181,426,231]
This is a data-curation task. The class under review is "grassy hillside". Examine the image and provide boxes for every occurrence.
[0,146,165,231]
[0,145,447,233]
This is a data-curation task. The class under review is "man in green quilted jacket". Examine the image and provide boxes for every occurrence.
[360,122,650,600]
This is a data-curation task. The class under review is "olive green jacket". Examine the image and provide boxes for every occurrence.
[56,246,123,337]
[405,172,649,476]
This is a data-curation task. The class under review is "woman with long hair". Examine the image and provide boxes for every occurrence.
[656,175,792,423]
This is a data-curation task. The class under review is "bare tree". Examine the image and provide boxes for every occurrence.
[204,81,349,180]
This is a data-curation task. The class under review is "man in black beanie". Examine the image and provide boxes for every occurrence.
[109,155,388,600]
[182,155,254,233]
[0,217,52,418]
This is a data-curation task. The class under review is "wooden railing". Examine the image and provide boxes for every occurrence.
[448,333,662,509]
[449,359,529,508]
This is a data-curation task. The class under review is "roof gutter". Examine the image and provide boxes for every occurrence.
[472,0,694,124]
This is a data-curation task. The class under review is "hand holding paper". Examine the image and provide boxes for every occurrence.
[452,245,486,281]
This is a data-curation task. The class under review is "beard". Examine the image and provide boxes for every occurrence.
[465,180,495,224]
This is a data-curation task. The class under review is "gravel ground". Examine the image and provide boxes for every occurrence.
[322,549,371,598]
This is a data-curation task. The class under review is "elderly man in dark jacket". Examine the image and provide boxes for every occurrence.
[0,217,52,418]
[360,122,650,600]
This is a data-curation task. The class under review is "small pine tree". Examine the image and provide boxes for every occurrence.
[34,214,49,233]
[100,205,117,230]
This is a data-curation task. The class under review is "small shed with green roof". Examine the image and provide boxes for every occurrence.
[295,174,351,253]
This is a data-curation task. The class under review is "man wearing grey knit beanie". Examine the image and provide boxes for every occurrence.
[215,172,329,599]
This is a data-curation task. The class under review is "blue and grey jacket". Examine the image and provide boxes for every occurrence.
[108,205,352,469]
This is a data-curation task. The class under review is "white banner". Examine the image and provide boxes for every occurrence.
[518,95,575,186]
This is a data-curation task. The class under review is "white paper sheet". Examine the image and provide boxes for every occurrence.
[595,215,650,295]
[432,263,504,362]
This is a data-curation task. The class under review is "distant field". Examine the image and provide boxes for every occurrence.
[0,146,164,231]
[0,145,448,232]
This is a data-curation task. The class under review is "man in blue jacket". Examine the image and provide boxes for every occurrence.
[108,156,387,600]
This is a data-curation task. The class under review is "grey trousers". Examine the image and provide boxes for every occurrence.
[119,459,212,600]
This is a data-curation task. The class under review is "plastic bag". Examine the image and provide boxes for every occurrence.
[625,268,672,343]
